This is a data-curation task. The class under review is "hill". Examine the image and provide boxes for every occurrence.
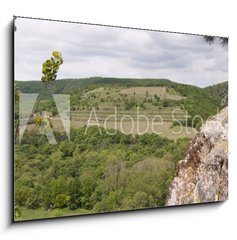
[204,81,228,107]
[15,77,227,129]
[15,77,172,96]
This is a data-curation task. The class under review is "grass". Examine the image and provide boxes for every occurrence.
[15,207,93,221]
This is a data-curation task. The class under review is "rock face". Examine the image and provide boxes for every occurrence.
[166,107,228,206]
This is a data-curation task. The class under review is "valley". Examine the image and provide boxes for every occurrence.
[14,77,228,221]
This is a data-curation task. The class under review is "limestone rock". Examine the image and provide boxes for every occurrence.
[166,107,228,206]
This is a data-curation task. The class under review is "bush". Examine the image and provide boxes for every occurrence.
[26,195,40,209]
[14,205,22,218]
[54,194,70,208]
[69,203,77,210]
[132,191,148,208]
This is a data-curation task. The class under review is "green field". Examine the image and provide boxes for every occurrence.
[15,207,93,221]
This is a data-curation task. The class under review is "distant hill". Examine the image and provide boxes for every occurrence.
[15,77,228,127]
[204,81,228,107]
[15,77,172,96]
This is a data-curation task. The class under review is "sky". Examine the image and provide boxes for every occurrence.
[15,18,228,87]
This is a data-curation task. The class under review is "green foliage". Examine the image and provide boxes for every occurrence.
[15,183,32,206]
[14,127,191,220]
[203,81,228,107]
[54,194,71,208]
[34,116,43,126]
[14,205,22,218]
[169,83,222,127]
[41,51,63,83]
[26,192,40,209]
[132,191,148,208]
[162,99,170,107]
[154,94,160,101]
[14,76,226,220]
[124,96,137,110]
[26,51,64,134]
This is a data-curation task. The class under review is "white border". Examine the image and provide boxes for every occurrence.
[0,1,236,240]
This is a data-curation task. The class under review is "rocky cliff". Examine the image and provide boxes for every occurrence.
[166,107,228,206]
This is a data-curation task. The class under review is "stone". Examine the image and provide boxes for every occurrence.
[166,107,228,206]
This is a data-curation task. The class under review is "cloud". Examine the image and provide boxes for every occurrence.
[15,17,228,87]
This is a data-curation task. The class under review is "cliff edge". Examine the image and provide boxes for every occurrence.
[166,107,228,206]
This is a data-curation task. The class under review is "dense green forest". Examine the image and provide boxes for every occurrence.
[15,127,190,220]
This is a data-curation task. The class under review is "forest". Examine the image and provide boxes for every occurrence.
[15,127,190,220]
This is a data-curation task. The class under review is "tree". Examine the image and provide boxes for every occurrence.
[54,194,71,208]
[203,36,228,46]
[132,191,148,208]
[67,178,81,209]
[30,51,63,122]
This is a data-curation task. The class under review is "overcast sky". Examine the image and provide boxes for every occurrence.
[15,18,228,87]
